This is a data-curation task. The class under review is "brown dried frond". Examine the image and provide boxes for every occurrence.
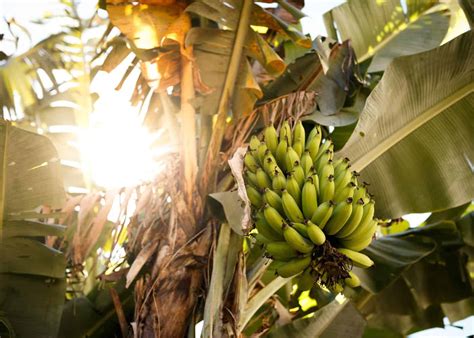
[258,91,317,127]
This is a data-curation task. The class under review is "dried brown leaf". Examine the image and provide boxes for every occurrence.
[228,147,251,233]
[126,240,159,288]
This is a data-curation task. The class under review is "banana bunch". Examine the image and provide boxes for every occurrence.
[244,120,377,292]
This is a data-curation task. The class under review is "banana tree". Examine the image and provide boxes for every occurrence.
[1,0,473,337]
[93,0,473,336]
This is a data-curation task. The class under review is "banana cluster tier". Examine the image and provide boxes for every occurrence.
[244,121,377,292]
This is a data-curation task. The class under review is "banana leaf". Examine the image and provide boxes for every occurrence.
[0,122,66,338]
[338,31,474,218]
[263,40,359,123]
[1,32,91,190]
[324,0,452,71]
[267,300,366,338]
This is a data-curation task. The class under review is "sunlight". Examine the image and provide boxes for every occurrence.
[79,90,158,189]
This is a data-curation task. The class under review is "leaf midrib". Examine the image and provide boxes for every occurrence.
[0,122,8,240]
[351,82,474,171]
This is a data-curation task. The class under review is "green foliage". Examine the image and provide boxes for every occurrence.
[0,122,66,338]
[338,31,474,218]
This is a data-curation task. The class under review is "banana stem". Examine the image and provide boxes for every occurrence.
[180,53,198,204]
[199,0,253,195]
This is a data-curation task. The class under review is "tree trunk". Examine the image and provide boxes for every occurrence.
[133,196,212,338]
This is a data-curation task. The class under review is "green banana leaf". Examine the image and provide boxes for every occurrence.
[185,0,312,120]
[57,277,134,338]
[0,273,67,338]
[263,40,359,123]
[356,221,472,336]
[425,202,470,224]
[267,300,366,338]
[324,0,452,72]
[202,222,243,337]
[361,278,445,335]
[355,236,436,293]
[338,31,474,218]
[356,221,462,293]
[456,211,474,246]
[0,121,66,338]
[0,32,91,191]
[441,297,474,323]
[185,28,263,120]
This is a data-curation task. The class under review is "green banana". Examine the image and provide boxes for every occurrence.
[286,173,301,204]
[341,201,375,239]
[283,224,314,253]
[311,173,320,193]
[319,174,335,202]
[272,171,287,192]
[306,136,321,161]
[244,169,258,187]
[266,241,299,261]
[249,135,261,151]
[324,198,353,235]
[264,188,284,214]
[334,168,352,189]
[350,172,359,186]
[332,158,343,169]
[264,125,278,155]
[333,182,356,203]
[335,198,364,238]
[285,147,300,171]
[306,125,321,144]
[337,248,374,268]
[319,161,335,183]
[292,162,305,187]
[256,142,268,165]
[294,121,306,150]
[315,139,333,162]
[302,178,318,219]
[279,121,292,145]
[268,260,287,271]
[246,185,263,208]
[298,268,315,291]
[307,220,326,245]
[339,227,375,251]
[352,185,367,204]
[254,233,272,245]
[293,139,304,158]
[315,150,331,174]
[334,157,350,178]
[256,168,271,189]
[300,150,313,176]
[263,152,282,178]
[244,152,259,173]
[276,256,311,278]
[345,271,361,288]
[292,222,309,237]
[282,190,305,223]
[244,120,380,288]
[339,219,377,251]
[263,204,285,235]
[255,214,283,241]
[311,201,333,229]
[276,138,288,171]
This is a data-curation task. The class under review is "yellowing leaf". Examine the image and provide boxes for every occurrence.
[107,3,186,49]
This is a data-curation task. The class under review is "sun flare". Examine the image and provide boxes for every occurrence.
[79,90,159,189]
